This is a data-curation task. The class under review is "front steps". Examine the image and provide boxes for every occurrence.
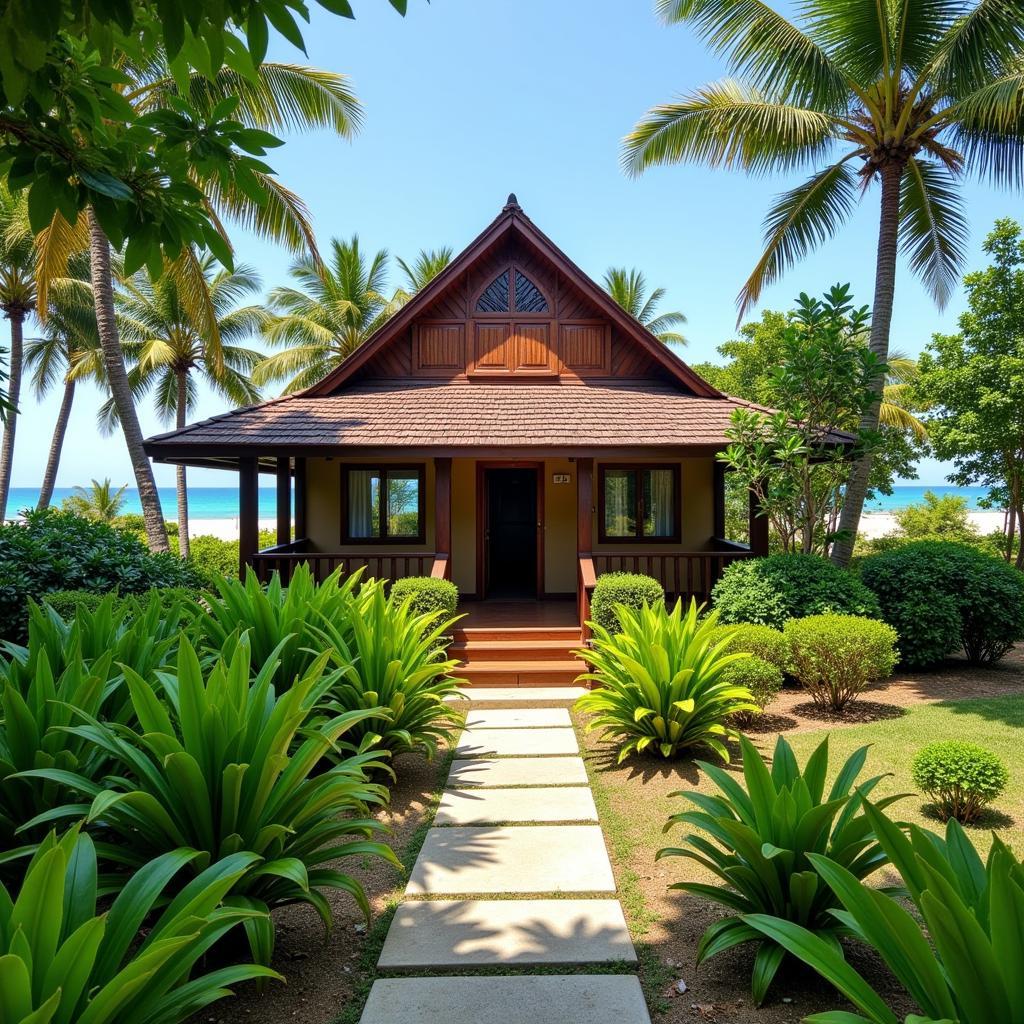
[450,625,588,687]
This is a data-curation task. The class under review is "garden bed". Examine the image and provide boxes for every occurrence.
[577,650,1024,1021]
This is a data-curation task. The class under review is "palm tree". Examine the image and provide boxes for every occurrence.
[37,61,362,551]
[396,247,454,299]
[0,184,36,520]
[603,267,688,344]
[623,0,1024,565]
[115,256,267,558]
[62,478,128,523]
[25,255,105,508]
[255,235,401,392]
[881,351,927,440]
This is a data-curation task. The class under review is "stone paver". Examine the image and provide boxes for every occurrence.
[446,756,588,787]
[446,686,587,703]
[406,825,615,895]
[464,707,571,729]
[456,726,578,757]
[360,975,649,1024]
[378,898,635,968]
[435,786,597,825]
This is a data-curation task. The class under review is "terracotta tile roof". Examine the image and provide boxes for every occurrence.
[144,379,855,455]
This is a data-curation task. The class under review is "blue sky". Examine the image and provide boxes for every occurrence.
[13,0,1022,487]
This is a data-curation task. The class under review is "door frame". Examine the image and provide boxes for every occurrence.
[475,461,545,600]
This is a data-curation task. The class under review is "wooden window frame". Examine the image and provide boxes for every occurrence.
[340,463,427,545]
[597,463,681,544]
[471,263,552,319]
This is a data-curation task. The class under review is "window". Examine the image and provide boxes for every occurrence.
[342,465,425,543]
[475,267,548,313]
[599,464,680,542]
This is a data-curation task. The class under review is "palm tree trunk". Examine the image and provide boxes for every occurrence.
[0,310,23,521]
[87,208,169,552]
[37,378,75,509]
[831,161,904,567]
[175,368,190,560]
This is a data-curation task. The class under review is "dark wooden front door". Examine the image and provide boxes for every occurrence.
[484,467,539,598]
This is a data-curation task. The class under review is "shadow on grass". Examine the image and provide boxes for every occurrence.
[919,801,1016,830]
[931,694,1024,728]
[789,700,908,725]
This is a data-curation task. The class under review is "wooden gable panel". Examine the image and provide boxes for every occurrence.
[512,322,556,373]
[415,322,465,376]
[611,325,662,377]
[474,322,513,372]
[560,321,609,374]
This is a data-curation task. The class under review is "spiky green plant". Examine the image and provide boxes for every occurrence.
[0,825,279,1023]
[314,584,463,760]
[660,734,904,1003]
[747,804,1024,1023]
[21,636,398,964]
[574,599,757,762]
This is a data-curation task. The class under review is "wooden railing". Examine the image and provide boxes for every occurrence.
[590,548,755,606]
[578,553,596,641]
[251,541,437,585]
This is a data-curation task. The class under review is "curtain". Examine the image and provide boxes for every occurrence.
[647,469,674,537]
[604,470,635,537]
[348,470,377,537]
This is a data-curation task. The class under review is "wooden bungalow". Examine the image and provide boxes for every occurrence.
[145,196,825,684]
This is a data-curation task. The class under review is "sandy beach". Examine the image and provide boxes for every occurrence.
[190,518,279,540]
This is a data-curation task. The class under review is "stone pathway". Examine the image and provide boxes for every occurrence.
[360,698,651,1024]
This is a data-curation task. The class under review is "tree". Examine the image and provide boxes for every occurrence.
[894,490,980,544]
[0,184,34,520]
[396,247,454,298]
[603,267,687,344]
[624,0,1024,566]
[719,286,884,554]
[25,256,105,509]
[918,218,1024,568]
[256,235,401,392]
[62,478,129,523]
[116,255,267,558]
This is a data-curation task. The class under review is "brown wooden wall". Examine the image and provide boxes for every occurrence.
[356,235,666,383]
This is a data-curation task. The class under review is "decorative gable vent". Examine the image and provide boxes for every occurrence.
[476,270,510,312]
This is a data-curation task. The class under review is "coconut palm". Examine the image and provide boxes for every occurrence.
[255,235,401,393]
[37,60,362,551]
[624,0,1024,565]
[114,256,267,558]
[881,351,927,440]
[62,478,128,522]
[25,255,106,508]
[603,266,688,344]
[0,184,35,520]
[396,247,454,299]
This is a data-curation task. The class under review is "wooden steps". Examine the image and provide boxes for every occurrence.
[452,624,588,688]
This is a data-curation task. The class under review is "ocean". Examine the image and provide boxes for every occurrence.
[4,483,999,520]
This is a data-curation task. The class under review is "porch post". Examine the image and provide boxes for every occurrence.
[577,458,593,552]
[294,457,307,539]
[713,462,726,539]
[239,456,260,579]
[434,457,451,555]
[275,456,291,545]
[749,485,769,557]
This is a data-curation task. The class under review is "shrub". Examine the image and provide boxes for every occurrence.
[574,599,757,762]
[721,655,783,720]
[315,583,464,759]
[39,588,107,619]
[747,806,1024,1024]
[589,572,665,633]
[0,826,278,1023]
[186,530,276,579]
[390,576,459,618]
[784,614,897,711]
[861,541,1024,667]
[711,553,881,629]
[911,740,1009,823]
[661,734,899,1004]
[0,508,204,642]
[708,622,791,674]
[30,636,400,964]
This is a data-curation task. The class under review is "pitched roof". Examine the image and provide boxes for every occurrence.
[144,378,855,461]
[300,195,721,399]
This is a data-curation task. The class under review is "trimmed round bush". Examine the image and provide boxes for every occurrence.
[722,655,783,721]
[709,622,791,674]
[711,554,881,630]
[860,541,1024,668]
[784,613,898,712]
[41,589,107,619]
[390,576,459,618]
[590,572,665,634]
[911,740,1009,823]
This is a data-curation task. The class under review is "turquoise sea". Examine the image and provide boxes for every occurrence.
[4,483,999,520]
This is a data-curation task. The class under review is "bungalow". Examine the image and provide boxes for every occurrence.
[145,196,803,682]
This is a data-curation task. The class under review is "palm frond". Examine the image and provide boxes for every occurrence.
[899,157,969,308]
[623,79,838,178]
[931,0,1024,96]
[34,212,89,318]
[396,247,454,292]
[739,157,859,317]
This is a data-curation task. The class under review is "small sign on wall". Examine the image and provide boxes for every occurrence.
[552,473,572,484]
